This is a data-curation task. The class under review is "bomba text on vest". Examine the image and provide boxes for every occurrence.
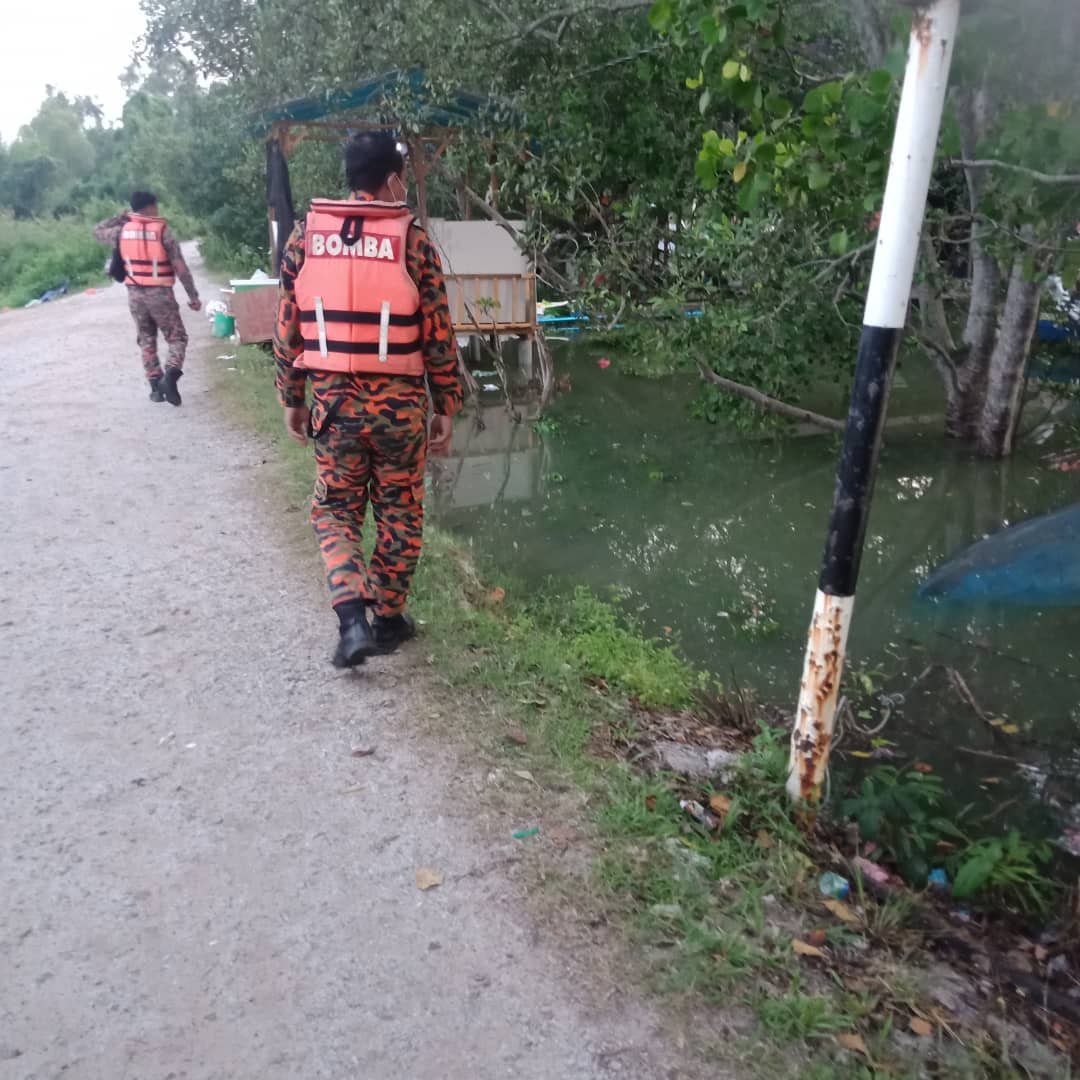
[309,232,400,260]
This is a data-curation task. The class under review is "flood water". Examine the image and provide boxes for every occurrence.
[431,344,1080,833]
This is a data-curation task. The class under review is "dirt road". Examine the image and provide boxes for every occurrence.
[0,257,690,1079]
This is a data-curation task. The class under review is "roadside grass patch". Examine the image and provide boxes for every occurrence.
[0,214,107,307]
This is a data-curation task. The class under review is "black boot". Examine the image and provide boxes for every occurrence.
[332,602,375,669]
[372,612,417,655]
[162,366,183,406]
[148,377,166,403]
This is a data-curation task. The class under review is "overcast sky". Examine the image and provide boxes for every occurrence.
[0,0,145,144]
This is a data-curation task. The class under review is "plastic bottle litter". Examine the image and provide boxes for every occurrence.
[818,872,851,900]
[512,826,540,840]
[680,799,720,830]
[927,868,949,889]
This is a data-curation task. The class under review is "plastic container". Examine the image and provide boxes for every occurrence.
[213,312,236,337]
[819,872,851,900]
[229,270,274,292]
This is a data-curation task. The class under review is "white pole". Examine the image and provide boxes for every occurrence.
[787,0,962,806]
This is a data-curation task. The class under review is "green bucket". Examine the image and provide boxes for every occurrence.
[213,312,236,337]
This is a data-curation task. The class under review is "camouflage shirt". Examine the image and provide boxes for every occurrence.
[272,193,462,417]
[93,213,199,301]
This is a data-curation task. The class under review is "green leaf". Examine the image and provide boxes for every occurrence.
[686,72,704,90]
[952,854,998,899]
[698,13,727,44]
[695,153,719,189]
[722,59,741,80]
[765,93,792,118]
[808,164,832,191]
[803,86,830,116]
[699,88,712,116]
[648,0,673,32]
[868,69,893,95]
[829,229,849,256]
[848,90,884,127]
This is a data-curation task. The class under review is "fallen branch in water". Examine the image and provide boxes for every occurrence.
[948,668,991,724]
[697,361,845,432]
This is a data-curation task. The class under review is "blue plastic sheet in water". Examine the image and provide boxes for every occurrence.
[919,503,1080,607]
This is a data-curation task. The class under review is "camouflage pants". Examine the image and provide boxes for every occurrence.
[310,378,428,618]
[127,286,188,381]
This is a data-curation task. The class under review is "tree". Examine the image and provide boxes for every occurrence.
[652,0,1080,456]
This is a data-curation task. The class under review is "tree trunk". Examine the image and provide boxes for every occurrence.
[850,0,888,68]
[946,242,1000,439]
[945,80,1000,442]
[976,257,1043,458]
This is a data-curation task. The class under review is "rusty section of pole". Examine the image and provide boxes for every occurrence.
[787,0,961,807]
[790,591,853,804]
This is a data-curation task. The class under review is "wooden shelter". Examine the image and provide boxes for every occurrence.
[235,72,540,353]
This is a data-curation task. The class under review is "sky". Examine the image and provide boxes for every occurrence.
[0,0,145,144]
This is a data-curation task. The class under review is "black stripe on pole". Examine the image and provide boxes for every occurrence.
[818,323,904,597]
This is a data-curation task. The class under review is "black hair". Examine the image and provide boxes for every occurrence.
[344,132,405,195]
[130,190,158,212]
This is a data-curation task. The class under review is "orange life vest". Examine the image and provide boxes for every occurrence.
[118,214,175,287]
[293,199,424,377]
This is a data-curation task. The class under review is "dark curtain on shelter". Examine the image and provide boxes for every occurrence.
[266,139,295,275]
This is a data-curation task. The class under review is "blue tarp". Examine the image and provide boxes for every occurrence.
[919,503,1080,607]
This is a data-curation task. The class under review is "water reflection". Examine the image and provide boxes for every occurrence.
[434,349,1080,831]
[429,391,551,511]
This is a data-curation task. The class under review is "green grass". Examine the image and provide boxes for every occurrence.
[199,232,269,279]
[0,214,108,308]
[758,987,854,1041]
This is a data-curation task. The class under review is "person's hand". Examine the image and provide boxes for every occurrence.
[188,297,202,312]
[284,405,310,445]
[429,415,453,457]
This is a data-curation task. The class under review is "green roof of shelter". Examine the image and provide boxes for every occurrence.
[256,69,513,135]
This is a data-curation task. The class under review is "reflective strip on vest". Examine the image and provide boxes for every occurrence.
[378,301,391,364]
[314,297,329,358]
[293,201,424,378]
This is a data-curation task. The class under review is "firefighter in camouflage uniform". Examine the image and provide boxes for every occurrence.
[274,132,462,667]
[94,191,202,405]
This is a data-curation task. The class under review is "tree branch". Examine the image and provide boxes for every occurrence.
[754,240,875,325]
[950,159,1080,185]
[697,362,844,432]
[502,0,652,44]
[909,328,961,397]
[441,170,576,294]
